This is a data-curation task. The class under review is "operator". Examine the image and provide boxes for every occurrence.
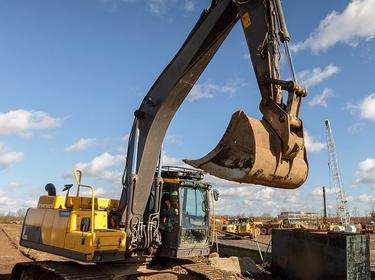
[160,190,179,232]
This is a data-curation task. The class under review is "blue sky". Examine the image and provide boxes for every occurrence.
[0,0,374,217]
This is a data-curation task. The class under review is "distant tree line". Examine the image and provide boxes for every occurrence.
[0,208,26,224]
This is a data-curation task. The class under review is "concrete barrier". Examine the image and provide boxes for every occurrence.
[271,229,370,280]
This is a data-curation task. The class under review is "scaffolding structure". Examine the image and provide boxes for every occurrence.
[325,120,350,225]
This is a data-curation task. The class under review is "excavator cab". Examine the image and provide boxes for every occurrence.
[156,167,211,258]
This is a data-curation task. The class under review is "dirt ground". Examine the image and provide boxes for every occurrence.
[0,224,66,280]
[0,225,29,279]
[0,224,254,280]
[1,224,374,279]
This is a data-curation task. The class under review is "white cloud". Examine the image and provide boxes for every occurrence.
[0,143,24,170]
[243,53,250,62]
[347,122,365,134]
[311,187,340,197]
[76,153,123,173]
[347,94,375,121]
[165,134,183,146]
[298,64,340,88]
[0,187,40,214]
[187,79,245,102]
[203,174,305,215]
[304,130,326,153]
[65,138,97,153]
[162,153,182,166]
[116,133,131,153]
[70,153,125,184]
[0,191,17,213]
[359,94,375,120]
[0,109,61,137]
[188,83,214,101]
[122,133,130,142]
[355,158,375,187]
[148,0,177,15]
[81,187,107,197]
[292,0,375,53]
[148,0,164,15]
[357,193,375,203]
[183,0,195,12]
[309,88,334,108]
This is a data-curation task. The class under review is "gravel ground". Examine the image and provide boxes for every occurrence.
[0,225,30,279]
[2,224,374,279]
[0,224,252,280]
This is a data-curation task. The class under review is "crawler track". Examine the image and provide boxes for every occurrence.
[11,262,111,280]
[11,260,243,280]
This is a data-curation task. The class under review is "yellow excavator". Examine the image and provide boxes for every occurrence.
[12,0,308,279]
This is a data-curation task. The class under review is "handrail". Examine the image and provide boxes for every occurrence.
[76,183,96,259]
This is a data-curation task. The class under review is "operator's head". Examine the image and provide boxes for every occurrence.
[170,190,178,204]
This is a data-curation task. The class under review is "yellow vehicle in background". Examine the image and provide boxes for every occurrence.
[260,219,283,235]
[224,218,239,235]
[225,217,261,239]
[210,216,229,233]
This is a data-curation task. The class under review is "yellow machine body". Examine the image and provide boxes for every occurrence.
[225,218,261,238]
[21,195,126,263]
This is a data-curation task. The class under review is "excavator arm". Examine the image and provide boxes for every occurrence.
[119,0,308,251]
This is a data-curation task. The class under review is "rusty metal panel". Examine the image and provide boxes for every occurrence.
[271,230,370,280]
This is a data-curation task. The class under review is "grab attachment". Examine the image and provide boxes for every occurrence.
[184,111,308,189]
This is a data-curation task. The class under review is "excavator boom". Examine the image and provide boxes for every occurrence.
[120,0,308,251]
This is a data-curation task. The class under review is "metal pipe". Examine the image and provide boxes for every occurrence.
[274,0,298,82]
[274,0,290,42]
[153,144,163,214]
[255,239,264,262]
[283,42,297,82]
[131,118,140,175]
[157,144,163,177]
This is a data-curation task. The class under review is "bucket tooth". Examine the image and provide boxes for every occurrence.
[184,111,308,189]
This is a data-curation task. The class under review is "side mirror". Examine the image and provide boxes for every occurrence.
[63,184,73,192]
[74,170,82,186]
[213,189,219,201]
[63,184,73,209]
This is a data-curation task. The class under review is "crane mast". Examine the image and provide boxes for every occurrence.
[325,120,350,225]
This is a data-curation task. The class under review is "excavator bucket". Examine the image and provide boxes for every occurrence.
[184,111,308,189]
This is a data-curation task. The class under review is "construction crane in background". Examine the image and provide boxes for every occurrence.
[325,120,356,232]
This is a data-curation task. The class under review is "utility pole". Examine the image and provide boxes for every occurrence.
[322,186,327,224]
